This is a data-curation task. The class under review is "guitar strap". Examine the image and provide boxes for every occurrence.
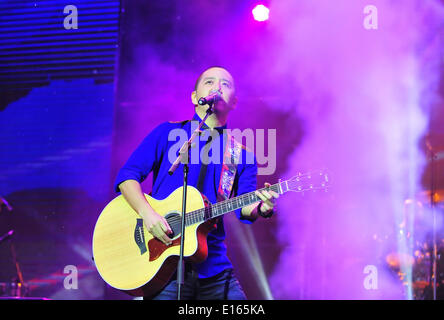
[217,132,242,202]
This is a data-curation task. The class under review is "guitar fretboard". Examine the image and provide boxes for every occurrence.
[184,183,284,226]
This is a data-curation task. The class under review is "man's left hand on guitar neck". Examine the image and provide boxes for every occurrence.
[240,182,279,221]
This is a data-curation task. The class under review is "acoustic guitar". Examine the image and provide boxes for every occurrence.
[92,171,329,297]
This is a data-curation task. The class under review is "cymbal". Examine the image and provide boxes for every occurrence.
[421,134,444,153]
[386,252,415,269]
[417,190,444,203]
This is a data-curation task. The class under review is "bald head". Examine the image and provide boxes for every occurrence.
[194,66,235,92]
[191,66,238,114]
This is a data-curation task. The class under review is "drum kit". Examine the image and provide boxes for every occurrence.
[384,138,444,300]
[384,190,444,300]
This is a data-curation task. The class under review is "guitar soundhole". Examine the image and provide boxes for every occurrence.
[165,212,182,240]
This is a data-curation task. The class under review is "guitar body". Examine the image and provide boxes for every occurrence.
[92,186,216,298]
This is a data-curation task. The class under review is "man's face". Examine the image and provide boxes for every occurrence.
[192,67,237,114]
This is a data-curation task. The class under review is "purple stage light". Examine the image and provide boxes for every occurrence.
[252,4,269,22]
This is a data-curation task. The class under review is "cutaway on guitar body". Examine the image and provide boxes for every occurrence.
[92,186,216,298]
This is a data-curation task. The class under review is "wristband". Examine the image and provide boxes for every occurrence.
[257,201,274,219]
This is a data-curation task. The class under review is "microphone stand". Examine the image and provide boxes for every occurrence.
[0,230,26,297]
[0,230,14,244]
[168,104,214,300]
[429,147,437,300]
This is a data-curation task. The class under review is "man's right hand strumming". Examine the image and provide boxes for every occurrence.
[118,179,172,246]
[140,209,173,246]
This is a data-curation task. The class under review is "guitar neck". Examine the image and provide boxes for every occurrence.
[185,181,289,226]
[183,170,329,226]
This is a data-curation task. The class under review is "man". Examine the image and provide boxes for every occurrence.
[114,66,278,300]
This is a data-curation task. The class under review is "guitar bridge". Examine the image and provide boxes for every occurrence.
[134,219,147,255]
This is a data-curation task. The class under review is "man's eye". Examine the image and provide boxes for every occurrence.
[204,80,213,85]
[222,82,231,88]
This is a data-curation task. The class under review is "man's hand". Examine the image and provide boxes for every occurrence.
[141,209,173,246]
[255,182,279,216]
[118,180,173,246]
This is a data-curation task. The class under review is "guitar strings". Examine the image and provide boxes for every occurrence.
[160,174,327,230]
[161,190,262,227]
[158,184,281,228]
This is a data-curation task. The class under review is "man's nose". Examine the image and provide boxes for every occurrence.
[213,80,222,91]
[213,81,222,93]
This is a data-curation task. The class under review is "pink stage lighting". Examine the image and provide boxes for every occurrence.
[252,4,269,22]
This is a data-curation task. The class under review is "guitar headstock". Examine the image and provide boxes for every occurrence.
[282,170,329,193]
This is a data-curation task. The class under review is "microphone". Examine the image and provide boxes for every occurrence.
[0,196,13,213]
[0,230,14,243]
[198,91,221,106]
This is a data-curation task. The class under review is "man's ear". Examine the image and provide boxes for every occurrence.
[191,91,198,105]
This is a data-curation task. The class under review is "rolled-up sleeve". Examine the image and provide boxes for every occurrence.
[114,122,168,193]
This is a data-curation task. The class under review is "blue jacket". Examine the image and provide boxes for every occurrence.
[114,113,258,278]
